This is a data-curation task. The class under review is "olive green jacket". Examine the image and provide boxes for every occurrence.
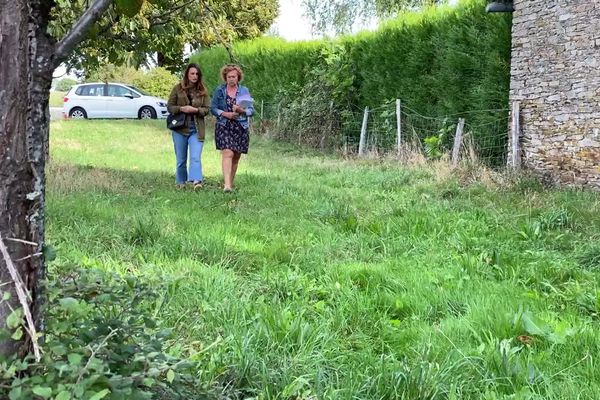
[167,83,211,140]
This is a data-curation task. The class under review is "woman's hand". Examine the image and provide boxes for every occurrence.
[232,104,245,115]
[180,105,197,113]
[222,111,239,120]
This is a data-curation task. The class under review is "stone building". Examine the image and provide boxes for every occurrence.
[507,1,600,188]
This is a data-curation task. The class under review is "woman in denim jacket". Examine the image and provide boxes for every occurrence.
[210,64,254,192]
[167,63,211,189]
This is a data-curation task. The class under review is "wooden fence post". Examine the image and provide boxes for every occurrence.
[452,118,465,166]
[396,99,402,155]
[358,107,369,156]
[260,100,264,120]
[511,101,521,169]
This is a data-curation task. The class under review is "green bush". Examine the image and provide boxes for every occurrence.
[85,65,178,99]
[54,78,78,92]
[194,36,323,100]
[133,67,179,100]
[85,65,145,85]
[0,266,210,400]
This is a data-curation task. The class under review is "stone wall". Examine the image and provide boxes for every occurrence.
[509,1,600,189]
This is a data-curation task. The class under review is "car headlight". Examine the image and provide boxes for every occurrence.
[157,101,167,107]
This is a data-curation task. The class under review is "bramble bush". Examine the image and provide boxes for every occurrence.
[0,265,211,400]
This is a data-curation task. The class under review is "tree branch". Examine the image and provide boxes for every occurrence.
[204,4,238,64]
[54,0,113,67]
[148,0,196,26]
[0,233,41,362]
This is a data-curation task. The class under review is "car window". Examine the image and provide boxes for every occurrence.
[108,85,138,98]
[76,85,105,96]
[126,85,150,96]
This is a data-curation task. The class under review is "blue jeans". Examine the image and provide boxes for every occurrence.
[172,123,203,184]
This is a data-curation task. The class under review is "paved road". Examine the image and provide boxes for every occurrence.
[50,107,63,120]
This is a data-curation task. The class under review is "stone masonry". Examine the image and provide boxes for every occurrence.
[509,1,600,189]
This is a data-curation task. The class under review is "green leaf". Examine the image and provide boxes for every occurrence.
[2,291,11,301]
[43,244,57,262]
[88,389,110,400]
[58,297,81,312]
[115,0,145,18]
[520,311,548,336]
[8,386,21,400]
[6,309,22,329]
[32,386,53,399]
[166,369,175,383]
[68,353,83,365]
[55,391,71,400]
[11,327,23,340]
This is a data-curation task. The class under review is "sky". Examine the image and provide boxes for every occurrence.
[271,0,314,41]
[272,0,459,41]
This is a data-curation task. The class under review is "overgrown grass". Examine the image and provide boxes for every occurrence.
[47,120,600,399]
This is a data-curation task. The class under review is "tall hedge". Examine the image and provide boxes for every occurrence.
[195,37,324,101]
[194,0,512,159]
[346,1,512,116]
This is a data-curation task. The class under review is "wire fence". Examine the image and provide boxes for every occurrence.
[253,99,511,167]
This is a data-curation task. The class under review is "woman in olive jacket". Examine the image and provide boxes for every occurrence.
[167,63,210,189]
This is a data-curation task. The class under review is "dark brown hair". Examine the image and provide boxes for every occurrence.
[181,63,207,95]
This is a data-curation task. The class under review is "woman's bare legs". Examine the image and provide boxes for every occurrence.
[222,149,234,190]
[222,149,243,191]
[231,152,241,187]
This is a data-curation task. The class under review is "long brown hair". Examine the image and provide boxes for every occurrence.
[181,63,207,95]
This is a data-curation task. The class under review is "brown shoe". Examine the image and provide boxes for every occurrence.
[193,181,203,190]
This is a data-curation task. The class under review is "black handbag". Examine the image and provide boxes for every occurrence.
[166,112,186,130]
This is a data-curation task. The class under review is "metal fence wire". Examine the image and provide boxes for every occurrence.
[254,99,510,167]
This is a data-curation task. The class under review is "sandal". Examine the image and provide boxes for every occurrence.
[193,181,204,190]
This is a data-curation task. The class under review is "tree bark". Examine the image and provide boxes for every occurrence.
[0,0,54,358]
[0,0,36,358]
[1,0,111,358]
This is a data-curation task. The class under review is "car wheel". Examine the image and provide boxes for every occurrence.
[69,107,87,119]
[139,106,156,119]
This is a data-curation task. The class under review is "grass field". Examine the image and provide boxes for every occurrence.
[47,119,600,399]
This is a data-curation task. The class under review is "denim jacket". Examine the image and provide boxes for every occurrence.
[210,84,254,130]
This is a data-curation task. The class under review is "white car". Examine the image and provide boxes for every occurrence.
[62,82,168,119]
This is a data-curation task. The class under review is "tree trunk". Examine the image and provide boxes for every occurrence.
[0,0,54,357]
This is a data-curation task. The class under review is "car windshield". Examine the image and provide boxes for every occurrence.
[126,85,152,96]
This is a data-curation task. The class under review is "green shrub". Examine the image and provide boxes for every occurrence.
[55,78,78,92]
[85,65,178,99]
[133,67,179,100]
[0,266,210,400]
[85,65,145,84]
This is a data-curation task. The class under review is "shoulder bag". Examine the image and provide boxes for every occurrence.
[166,112,186,130]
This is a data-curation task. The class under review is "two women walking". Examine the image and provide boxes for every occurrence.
[167,63,253,192]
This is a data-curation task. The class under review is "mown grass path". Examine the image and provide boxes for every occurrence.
[48,120,600,399]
